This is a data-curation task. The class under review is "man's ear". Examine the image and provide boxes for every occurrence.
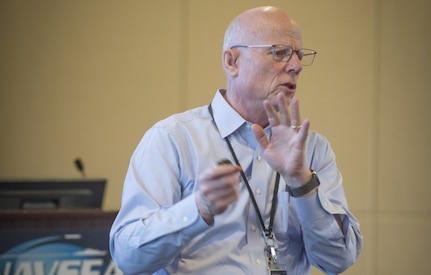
[222,49,239,77]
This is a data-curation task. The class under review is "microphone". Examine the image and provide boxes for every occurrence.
[74,158,86,178]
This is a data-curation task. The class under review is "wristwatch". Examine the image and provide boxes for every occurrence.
[286,170,320,197]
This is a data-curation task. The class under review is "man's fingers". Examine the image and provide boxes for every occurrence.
[212,165,242,179]
[196,165,241,221]
[263,100,280,126]
[290,97,301,128]
[277,93,292,126]
[298,119,310,143]
[252,123,269,149]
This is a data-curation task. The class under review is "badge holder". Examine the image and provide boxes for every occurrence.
[264,233,287,275]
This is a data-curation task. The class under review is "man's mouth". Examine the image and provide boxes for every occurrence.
[266,83,297,102]
[283,82,296,91]
[279,82,297,94]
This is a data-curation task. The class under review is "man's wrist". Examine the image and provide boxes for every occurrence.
[286,170,320,197]
[195,193,215,225]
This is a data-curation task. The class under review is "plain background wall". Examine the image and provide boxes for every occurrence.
[1,0,430,274]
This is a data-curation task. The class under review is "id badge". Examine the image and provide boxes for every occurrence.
[266,259,287,275]
[265,246,287,275]
[268,268,287,275]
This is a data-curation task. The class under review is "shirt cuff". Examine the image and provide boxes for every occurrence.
[173,194,211,239]
[293,191,328,223]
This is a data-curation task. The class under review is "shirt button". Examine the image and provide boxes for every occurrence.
[182,216,188,223]
[256,259,262,265]
[257,155,262,162]
[251,225,257,232]
[256,188,262,195]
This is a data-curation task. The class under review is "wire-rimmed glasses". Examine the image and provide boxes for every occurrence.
[230,44,317,66]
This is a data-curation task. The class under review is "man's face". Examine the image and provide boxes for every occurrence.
[236,36,303,110]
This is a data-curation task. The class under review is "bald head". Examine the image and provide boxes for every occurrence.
[223,6,302,51]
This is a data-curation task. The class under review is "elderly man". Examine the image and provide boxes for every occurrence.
[110,6,363,275]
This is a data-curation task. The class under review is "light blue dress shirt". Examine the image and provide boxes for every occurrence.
[109,90,363,275]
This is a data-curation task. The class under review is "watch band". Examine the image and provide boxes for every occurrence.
[286,170,320,197]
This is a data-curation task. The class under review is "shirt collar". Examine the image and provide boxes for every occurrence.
[210,89,246,139]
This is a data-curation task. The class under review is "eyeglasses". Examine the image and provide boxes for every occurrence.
[230,44,317,66]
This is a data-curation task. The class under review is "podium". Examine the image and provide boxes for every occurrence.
[0,210,123,275]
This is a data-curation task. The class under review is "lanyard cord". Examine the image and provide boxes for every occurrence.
[208,104,280,237]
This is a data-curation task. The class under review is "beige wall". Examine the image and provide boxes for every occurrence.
[1,0,430,274]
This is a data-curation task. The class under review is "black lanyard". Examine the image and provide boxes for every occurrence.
[208,104,280,238]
